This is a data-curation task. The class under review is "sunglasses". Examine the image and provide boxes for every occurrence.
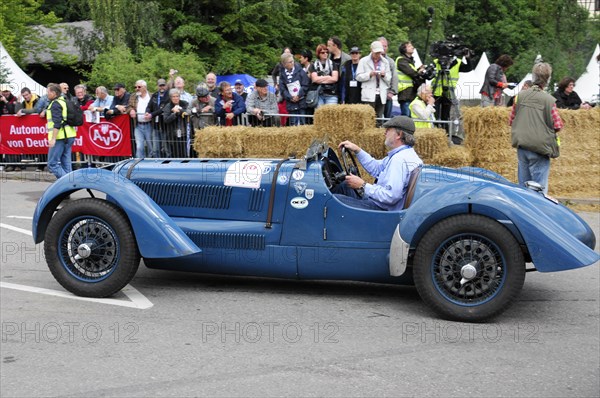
[135,86,143,88]
[320,51,328,54]
[159,84,166,87]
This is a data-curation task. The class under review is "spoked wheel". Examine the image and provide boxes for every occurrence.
[413,214,525,322]
[44,199,140,297]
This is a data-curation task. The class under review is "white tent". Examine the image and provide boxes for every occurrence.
[413,48,423,68]
[455,52,490,100]
[0,42,46,97]
[575,44,600,103]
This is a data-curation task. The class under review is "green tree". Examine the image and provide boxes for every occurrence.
[87,0,164,56]
[0,0,60,65]
[446,0,593,84]
[39,0,90,22]
[84,44,208,93]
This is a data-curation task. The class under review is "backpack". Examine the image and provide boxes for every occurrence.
[60,97,84,127]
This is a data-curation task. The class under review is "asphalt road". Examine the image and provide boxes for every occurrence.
[1,176,599,398]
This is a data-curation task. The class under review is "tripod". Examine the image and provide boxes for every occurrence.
[431,61,464,144]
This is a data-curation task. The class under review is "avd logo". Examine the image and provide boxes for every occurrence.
[88,122,123,150]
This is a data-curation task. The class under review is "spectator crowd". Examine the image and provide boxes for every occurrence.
[1,36,596,175]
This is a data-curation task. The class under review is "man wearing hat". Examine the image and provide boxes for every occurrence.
[340,46,362,104]
[245,79,279,127]
[190,84,216,130]
[355,41,392,118]
[334,116,423,211]
[234,79,247,101]
[0,84,17,115]
[1,84,21,172]
[105,83,130,119]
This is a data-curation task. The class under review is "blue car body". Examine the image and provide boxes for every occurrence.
[32,141,599,320]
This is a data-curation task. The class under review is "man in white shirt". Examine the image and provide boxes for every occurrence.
[127,80,153,158]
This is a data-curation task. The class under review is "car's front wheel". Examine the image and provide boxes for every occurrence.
[44,199,140,297]
[413,214,525,322]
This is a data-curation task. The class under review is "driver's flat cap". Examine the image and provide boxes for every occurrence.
[382,116,416,134]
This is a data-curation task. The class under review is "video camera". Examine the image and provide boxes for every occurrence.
[419,63,437,81]
[430,35,473,72]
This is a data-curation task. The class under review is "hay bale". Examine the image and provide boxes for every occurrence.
[195,106,599,199]
[548,108,600,197]
[195,125,319,158]
[462,106,600,198]
[413,128,448,164]
[431,145,474,168]
[463,106,513,166]
[313,104,376,138]
[193,127,245,158]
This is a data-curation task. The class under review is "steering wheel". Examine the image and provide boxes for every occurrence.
[340,147,364,197]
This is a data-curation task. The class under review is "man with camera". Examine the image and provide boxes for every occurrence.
[395,41,424,117]
[356,41,392,118]
[430,38,474,144]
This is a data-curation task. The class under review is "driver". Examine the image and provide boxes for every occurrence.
[334,116,423,210]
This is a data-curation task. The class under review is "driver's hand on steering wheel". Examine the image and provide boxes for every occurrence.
[345,174,365,189]
[338,140,361,154]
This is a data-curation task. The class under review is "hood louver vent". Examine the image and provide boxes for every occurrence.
[186,232,265,251]
[134,182,232,209]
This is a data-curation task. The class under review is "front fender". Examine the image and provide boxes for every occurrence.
[400,181,599,272]
[32,169,200,259]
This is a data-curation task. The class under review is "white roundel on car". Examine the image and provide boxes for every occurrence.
[290,197,309,209]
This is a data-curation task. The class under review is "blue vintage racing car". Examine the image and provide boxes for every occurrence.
[32,140,599,322]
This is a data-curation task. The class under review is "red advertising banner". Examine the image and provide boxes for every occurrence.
[0,114,132,156]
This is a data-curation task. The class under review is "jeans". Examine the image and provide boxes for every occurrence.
[517,147,550,194]
[134,122,153,158]
[317,94,338,108]
[288,108,306,126]
[398,101,411,117]
[48,137,75,179]
[480,94,495,107]
[150,128,161,158]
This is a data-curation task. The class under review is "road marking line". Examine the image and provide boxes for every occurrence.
[0,282,153,309]
[0,223,32,236]
[6,216,33,220]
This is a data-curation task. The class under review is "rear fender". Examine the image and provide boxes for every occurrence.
[32,169,200,259]
[400,182,599,272]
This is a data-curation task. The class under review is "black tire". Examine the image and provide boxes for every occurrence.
[44,198,140,298]
[413,214,525,322]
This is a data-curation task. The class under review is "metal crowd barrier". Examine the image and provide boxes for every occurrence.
[1,112,458,170]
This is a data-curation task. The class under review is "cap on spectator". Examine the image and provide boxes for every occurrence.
[370,41,384,53]
[0,84,12,91]
[234,79,243,85]
[196,85,210,97]
[350,46,361,54]
[382,116,416,134]
[113,83,125,90]
[255,79,269,88]
[157,78,167,86]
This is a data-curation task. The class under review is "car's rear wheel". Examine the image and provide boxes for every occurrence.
[413,214,525,322]
[44,199,140,297]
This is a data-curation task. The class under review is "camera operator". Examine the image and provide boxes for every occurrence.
[395,41,424,117]
[431,39,474,144]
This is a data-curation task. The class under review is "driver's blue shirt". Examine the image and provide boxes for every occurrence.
[357,145,423,211]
